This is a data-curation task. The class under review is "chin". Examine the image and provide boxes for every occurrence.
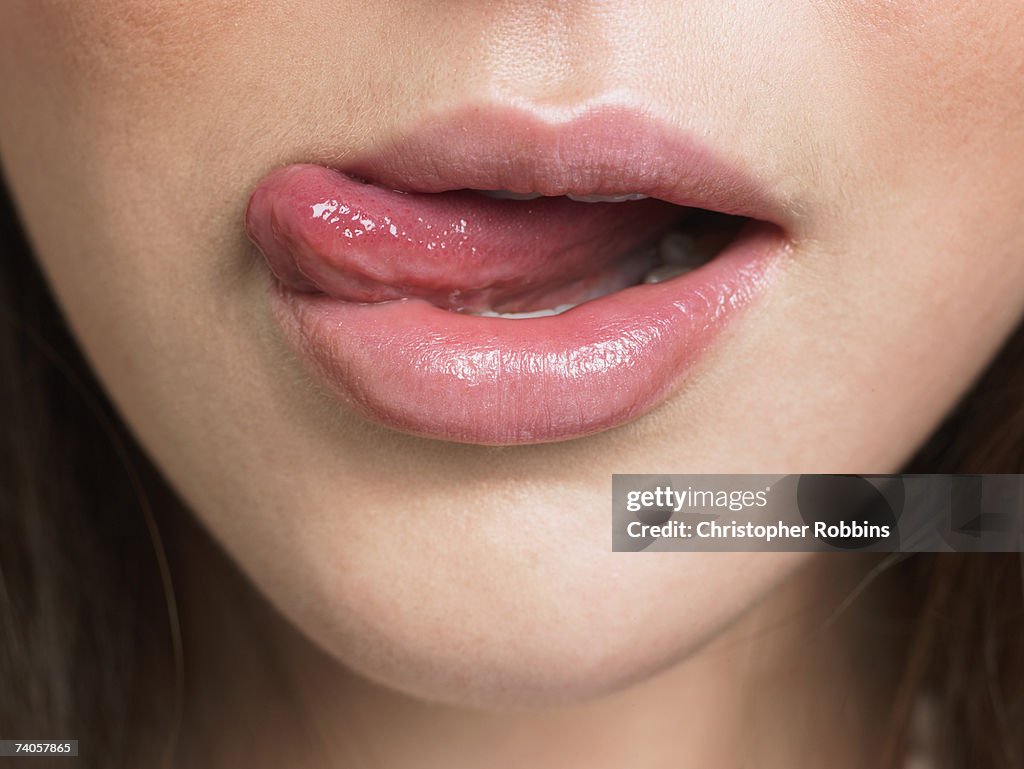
[240,501,809,708]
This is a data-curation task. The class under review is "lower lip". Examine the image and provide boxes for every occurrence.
[267,222,782,445]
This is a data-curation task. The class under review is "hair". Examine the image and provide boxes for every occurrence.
[0,181,180,766]
[0,173,1021,769]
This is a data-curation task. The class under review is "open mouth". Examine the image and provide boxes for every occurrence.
[256,171,753,318]
[464,203,749,319]
[246,107,788,445]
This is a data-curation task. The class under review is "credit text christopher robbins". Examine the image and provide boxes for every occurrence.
[626,520,892,542]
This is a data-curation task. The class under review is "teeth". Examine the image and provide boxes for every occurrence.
[642,264,693,285]
[474,303,577,319]
[478,191,650,203]
[478,190,545,201]
[566,193,649,203]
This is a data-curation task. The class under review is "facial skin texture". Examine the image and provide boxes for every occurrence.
[1,0,1023,755]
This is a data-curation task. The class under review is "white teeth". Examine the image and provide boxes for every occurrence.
[658,231,705,266]
[566,193,649,203]
[477,191,649,203]
[642,264,692,285]
[478,190,545,200]
[474,303,577,319]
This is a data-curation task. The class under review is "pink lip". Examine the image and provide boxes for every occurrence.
[246,106,789,445]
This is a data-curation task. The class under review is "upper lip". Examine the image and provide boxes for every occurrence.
[336,103,797,229]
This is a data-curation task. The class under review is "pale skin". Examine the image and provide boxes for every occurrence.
[0,2,1022,767]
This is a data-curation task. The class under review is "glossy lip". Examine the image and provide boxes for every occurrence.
[247,105,791,445]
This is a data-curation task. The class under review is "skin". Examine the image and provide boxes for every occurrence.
[0,1,1022,766]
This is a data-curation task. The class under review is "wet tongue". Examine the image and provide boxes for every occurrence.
[248,164,685,313]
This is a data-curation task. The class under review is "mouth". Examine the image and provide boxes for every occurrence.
[246,106,791,445]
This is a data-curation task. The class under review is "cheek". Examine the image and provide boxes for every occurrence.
[0,1,306,158]
[812,2,1024,304]
[831,2,1024,142]
[0,1,299,281]
[0,2,245,175]
[9,0,255,77]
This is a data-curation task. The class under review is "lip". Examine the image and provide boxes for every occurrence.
[247,106,790,445]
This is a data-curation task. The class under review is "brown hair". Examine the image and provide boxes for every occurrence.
[0,181,179,766]
[894,329,1024,768]
[0,173,1021,768]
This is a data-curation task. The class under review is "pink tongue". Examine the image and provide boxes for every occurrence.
[246,164,685,313]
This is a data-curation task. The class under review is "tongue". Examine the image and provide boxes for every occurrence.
[246,164,685,313]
